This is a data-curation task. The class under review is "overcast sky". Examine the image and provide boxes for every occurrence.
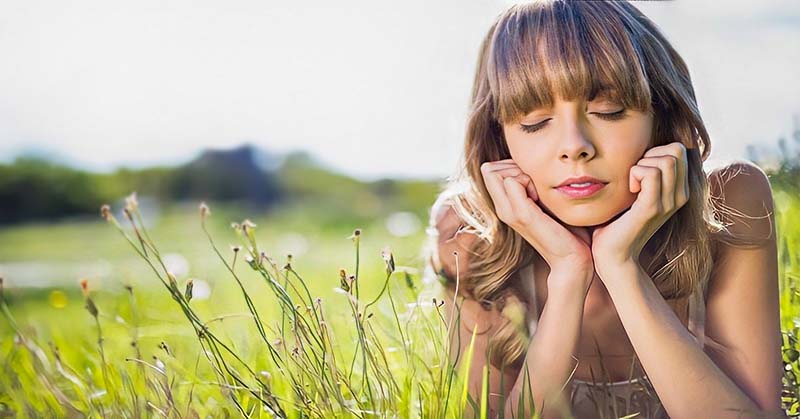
[0,0,797,180]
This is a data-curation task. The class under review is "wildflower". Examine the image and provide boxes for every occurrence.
[230,245,241,253]
[125,192,139,213]
[100,204,114,222]
[242,219,257,241]
[79,278,99,318]
[381,246,395,275]
[338,269,350,292]
[79,278,90,297]
[167,271,178,291]
[199,202,210,221]
[245,255,258,270]
[184,279,194,302]
[348,228,362,242]
[283,254,292,270]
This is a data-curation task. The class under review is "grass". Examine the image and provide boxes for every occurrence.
[0,189,799,418]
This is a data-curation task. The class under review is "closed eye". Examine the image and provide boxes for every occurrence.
[519,109,627,134]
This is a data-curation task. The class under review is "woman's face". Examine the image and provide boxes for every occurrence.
[501,92,654,228]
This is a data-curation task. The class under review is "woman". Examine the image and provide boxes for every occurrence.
[423,1,783,417]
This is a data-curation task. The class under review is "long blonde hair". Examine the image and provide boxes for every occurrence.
[422,0,768,371]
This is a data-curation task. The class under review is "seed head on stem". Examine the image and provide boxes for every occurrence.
[199,202,211,223]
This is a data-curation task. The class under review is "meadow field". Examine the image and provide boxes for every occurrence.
[1,188,799,418]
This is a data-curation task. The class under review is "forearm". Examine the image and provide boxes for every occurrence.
[504,271,589,419]
[603,262,762,418]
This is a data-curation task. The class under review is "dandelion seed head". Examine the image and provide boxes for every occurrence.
[199,202,210,218]
[125,192,139,212]
[100,204,112,221]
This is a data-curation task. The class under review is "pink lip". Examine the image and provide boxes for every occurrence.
[555,183,606,198]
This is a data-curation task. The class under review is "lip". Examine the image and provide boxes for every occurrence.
[554,176,608,199]
[555,176,607,188]
[556,182,606,198]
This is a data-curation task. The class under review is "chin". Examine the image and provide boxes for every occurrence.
[542,200,626,228]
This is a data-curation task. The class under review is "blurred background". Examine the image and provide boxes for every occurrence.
[0,0,798,292]
[1,1,799,415]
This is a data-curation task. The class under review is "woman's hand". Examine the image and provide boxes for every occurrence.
[480,159,595,293]
[590,142,690,279]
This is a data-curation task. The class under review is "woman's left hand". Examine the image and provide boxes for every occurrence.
[590,141,690,279]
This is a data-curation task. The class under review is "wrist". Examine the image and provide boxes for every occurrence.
[547,267,593,298]
[596,258,642,288]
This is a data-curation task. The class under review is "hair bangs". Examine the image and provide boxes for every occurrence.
[487,1,653,125]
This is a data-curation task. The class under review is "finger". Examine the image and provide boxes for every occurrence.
[503,176,531,222]
[514,173,539,201]
[503,176,549,228]
[504,176,585,257]
[629,165,662,216]
[493,167,524,177]
[482,168,514,219]
[644,142,689,204]
[636,156,677,213]
[481,160,518,172]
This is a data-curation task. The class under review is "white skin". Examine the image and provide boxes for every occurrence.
[480,91,655,289]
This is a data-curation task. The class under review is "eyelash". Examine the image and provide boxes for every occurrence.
[519,109,627,134]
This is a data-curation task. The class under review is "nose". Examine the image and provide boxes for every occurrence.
[558,119,596,162]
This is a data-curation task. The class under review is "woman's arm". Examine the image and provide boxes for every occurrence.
[433,203,589,418]
[600,161,784,418]
[503,269,590,419]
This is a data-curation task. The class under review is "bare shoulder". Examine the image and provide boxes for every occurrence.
[431,199,481,286]
[705,158,775,246]
[430,199,507,332]
[702,159,783,410]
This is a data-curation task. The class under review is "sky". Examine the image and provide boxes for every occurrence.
[0,0,798,181]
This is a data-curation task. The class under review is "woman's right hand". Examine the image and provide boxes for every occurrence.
[480,159,595,291]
